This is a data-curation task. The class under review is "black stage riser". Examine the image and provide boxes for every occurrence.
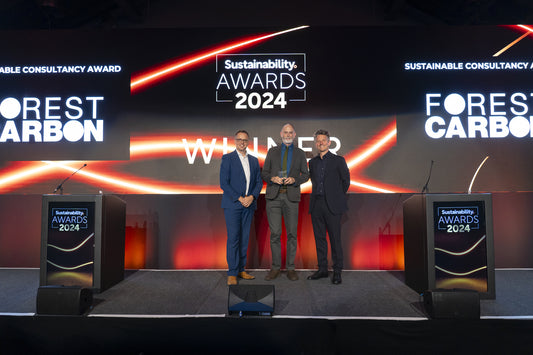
[2,316,533,355]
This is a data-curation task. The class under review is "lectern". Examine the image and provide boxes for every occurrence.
[40,194,126,293]
[403,193,495,299]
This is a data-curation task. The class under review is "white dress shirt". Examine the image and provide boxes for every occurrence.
[238,150,251,195]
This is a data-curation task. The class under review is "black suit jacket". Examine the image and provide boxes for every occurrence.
[309,151,350,215]
[261,144,309,202]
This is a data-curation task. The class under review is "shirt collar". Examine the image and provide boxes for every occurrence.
[281,143,293,151]
[319,150,331,160]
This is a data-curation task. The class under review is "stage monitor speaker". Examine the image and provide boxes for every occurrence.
[423,289,480,319]
[228,284,274,316]
[36,286,93,315]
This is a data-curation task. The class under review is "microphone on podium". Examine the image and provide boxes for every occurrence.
[53,163,87,195]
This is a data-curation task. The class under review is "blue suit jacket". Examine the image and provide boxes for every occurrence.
[220,150,263,210]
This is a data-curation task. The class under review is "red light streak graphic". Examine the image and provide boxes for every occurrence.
[42,160,222,194]
[129,134,269,160]
[345,121,397,170]
[516,24,533,33]
[345,122,406,193]
[337,119,411,194]
[130,25,309,94]
[494,24,533,57]
[0,119,413,194]
[0,162,60,190]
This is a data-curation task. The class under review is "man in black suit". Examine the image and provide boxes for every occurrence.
[261,123,309,281]
[307,129,350,284]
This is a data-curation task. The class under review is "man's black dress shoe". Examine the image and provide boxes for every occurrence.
[332,271,342,284]
[307,270,329,280]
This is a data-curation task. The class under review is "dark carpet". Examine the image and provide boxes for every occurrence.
[2,268,533,318]
[2,269,533,354]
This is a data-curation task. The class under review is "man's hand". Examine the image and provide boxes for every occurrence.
[283,177,295,185]
[239,195,254,208]
[271,176,284,185]
[271,176,294,185]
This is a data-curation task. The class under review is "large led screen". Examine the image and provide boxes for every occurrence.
[1,25,533,194]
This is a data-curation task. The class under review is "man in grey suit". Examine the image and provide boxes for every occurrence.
[261,123,309,281]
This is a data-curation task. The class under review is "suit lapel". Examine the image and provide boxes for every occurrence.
[232,150,245,178]
[247,155,254,179]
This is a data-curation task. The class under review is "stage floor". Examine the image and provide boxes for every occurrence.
[2,268,533,319]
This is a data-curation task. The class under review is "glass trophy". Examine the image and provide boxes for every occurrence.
[278,170,287,184]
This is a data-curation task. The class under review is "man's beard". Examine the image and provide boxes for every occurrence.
[282,138,294,145]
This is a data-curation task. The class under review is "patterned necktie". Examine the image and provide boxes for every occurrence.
[282,147,288,177]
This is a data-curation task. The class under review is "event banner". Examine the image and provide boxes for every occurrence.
[1,25,533,194]
[433,200,488,293]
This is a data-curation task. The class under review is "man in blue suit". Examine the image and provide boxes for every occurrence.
[307,129,350,285]
[220,130,263,286]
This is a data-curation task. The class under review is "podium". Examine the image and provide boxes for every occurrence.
[403,193,495,299]
[40,194,126,293]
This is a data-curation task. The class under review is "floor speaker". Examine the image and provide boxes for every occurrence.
[36,286,93,315]
[423,289,480,319]
[228,284,274,316]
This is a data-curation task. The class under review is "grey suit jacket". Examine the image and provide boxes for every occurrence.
[261,144,309,202]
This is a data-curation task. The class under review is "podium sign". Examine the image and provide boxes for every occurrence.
[45,201,96,288]
[40,194,126,293]
[403,194,495,299]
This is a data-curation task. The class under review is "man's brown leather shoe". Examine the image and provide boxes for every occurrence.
[227,276,238,285]
[264,269,280,281]
[287,270,299,281]
[238,271,255,280]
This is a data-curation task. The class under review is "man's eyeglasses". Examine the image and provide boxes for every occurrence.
[235,138,249,143]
